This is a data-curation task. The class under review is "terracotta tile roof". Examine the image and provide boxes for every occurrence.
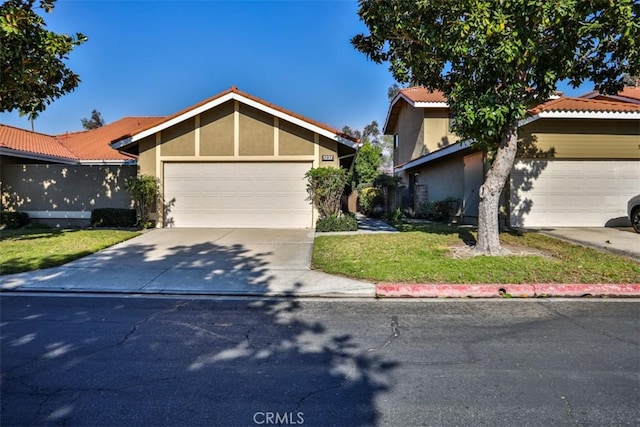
[114,86,358,144]
[0,117,163,162]
[0,124,76,160]
[399,87,448,103]
[58,117,163,161]
[618,86,640,101]
[529,96,640,114]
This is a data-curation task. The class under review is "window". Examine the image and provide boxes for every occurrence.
[393,134,399,150]
[448,114,456,133]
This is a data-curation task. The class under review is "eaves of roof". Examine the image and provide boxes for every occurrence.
[111,87,358,150]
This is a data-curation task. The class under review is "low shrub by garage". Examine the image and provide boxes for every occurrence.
[316,214,358,232]
[0,211,29,229]
[91,208,137,228]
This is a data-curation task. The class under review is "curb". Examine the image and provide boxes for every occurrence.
[375,283,640,298]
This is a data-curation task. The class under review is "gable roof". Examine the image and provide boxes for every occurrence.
[384,87,449,134]
[580,86,640,104]
[0,117,162,164]
[112,86,358,149]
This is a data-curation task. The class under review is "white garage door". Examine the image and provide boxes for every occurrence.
[164,162,312,228]
[511,160,640,227]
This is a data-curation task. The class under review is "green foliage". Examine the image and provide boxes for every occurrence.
[418,198,460,222]
[125,174,160,228]
[81,109,105,130]
[373,173,401,189]
[90,208,136,228]
[355,142,382,186]
[353,0,639,150]
[0,0,87,121]
[305,167,348,219]
[358,187,384,216]
[316,214,358,233]
[0,211,29,229]
[386,208,405,222]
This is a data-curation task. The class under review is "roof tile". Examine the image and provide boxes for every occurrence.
[529,96,640,114]
[399,87,448,103]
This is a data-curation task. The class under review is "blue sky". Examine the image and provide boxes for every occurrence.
[1,0,594,135]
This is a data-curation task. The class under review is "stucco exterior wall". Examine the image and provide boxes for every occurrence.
[161,119,196,157]
[200,101,234,156]
[415,156,465,202]
[393,102,425,167]
[1,164,135,227]
[519,118,640,159]
[423,109,460,153]
[238,104,274,156]
[279,121,315,155]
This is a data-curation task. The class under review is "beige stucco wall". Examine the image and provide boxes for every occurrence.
[239,104,274,156]
[279,120,315,155]
[423,109,460,153]
[519,118,640,159]
[161,119,196,156]
[1,164,135,227]
[393,102,425,166]
[137,135,157,177]
[200,101,234,156]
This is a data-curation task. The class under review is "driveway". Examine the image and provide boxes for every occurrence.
[0,229,374,297]
[539,227,640,261]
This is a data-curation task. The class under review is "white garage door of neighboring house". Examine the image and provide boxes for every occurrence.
[164,162,312,228]
[510,160,640,228]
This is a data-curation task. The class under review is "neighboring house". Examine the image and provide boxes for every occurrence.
[111,87,357,228]
[1,117,161,227]
[384,86,640,228]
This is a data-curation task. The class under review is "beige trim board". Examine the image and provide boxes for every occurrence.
[159,156,316,162]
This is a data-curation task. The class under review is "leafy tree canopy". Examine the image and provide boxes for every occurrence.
[81,109,105,130]
[0,0,87,121]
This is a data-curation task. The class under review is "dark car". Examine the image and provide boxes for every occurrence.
[628,194,640,233]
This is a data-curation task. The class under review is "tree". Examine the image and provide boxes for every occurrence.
[0,0,87,124]
[81,109,105,130]
[387,83,401,101]
[352,0,640,255]
[354,141,382,186]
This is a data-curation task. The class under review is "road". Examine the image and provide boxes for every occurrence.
[1,295,639,426]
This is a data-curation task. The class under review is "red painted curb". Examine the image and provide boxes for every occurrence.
[375,283,640,298]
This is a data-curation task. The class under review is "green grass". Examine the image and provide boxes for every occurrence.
[312,222,640,284]
[0,228,140,275]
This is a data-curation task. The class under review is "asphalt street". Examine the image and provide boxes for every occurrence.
[1,296,639,426]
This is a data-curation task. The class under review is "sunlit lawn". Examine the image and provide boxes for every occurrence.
[312,222,640,284]
[0,228,140,275]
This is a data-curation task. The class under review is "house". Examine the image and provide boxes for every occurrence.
[384,86,640,228]
[1,117,161,227]
[2,87,357,229]
[111,86,357,228]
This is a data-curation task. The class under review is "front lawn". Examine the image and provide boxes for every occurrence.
[0,228,140,275]
[312,222,640,283]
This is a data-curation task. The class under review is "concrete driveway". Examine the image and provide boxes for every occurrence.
[539,227,640,261]
[0,229,374,297]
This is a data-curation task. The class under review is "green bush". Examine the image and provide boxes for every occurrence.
[125,174,160,228]
[305,167,349,218]
[316,214,358,232]
[91,208,137,228]
[1,211,29,229]
[358,187,384,216]
[418,198,459,221]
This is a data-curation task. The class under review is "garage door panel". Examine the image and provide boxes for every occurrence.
[164,162,312,228]
[511,160,640,227]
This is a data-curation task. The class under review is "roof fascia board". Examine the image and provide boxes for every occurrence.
[397,140,473,172]
[0,148,78,164]
[413,101,449,108]
[78,159,136,166]
[521,110,640,126]
[122,92,355,149]
[130,92,235,144]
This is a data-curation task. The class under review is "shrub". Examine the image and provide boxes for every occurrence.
[316,214,358,232]
[305,167,349,219]
[418,197,460,222]
[91,208,137,228]
[386,207,405,222]
[354,142,382,186]
[358,187,384,216]
[0,211,29,229]
[125,174,160,228]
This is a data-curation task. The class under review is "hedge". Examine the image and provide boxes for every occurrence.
[91,208,137,228]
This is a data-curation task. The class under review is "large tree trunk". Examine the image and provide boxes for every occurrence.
[474,123,519,256]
